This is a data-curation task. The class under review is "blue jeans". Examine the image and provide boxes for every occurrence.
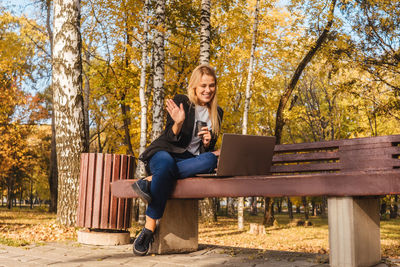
[146,150,217,219]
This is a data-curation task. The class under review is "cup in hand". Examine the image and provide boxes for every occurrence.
[195,121,208,136]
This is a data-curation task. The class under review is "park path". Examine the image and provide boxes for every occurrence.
[0,241,397,267]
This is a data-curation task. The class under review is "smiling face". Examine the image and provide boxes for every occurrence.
[195,74,216,106]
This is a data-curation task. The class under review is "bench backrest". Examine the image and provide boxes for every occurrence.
[77,153,135,230]
[271,135,400,175]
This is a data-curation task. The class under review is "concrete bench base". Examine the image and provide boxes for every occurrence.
[153,197,381,266]
[328,196,380,267]
[77,229,131,246]
[150,199,198,254]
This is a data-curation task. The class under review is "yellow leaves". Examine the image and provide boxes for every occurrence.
[0,209,76,245]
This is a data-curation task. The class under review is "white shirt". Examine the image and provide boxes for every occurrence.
[186,105,212,155]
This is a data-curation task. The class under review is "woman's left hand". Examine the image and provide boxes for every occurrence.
[198,126,212,148]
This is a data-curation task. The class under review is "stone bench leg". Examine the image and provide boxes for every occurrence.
[150,199,198,254]
[328,196,380,267]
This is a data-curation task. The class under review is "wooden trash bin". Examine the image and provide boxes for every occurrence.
[76,153,135,245]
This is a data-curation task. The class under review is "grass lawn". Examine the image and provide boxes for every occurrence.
[1,206,399,258]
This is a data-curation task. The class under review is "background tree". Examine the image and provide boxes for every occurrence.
[0,9,48,209]
[39,0,58,213]
[274,0,337,144]
[239,0,260,230]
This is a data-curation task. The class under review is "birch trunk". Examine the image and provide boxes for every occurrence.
[274,0,336,144]
[136,0,150,179]
[239,0,260,231]
[152,0,166,141]
[199,0,216,223]
[53,0,88,226]
[199,0,211,64]
[135,0,151,226]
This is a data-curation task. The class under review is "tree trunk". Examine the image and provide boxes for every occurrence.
[302,196,309,220]
[242,0,259,136]
[152,0,166,141]
[320,196,327,217]
[138,199,146,226]
[390,196,398,219]
[19,188,22,208]
[121,99,133,155]
[287,197,293,220]
[227,197,235,216]
[274,0,337,144]
[83,49,90,151]
[277,197,282,213]
[250,197,257,215]
[53,0,88,226]
[136,0,150,178]
[120,9,134,156]
[200,198,217,223]
[7,185,13,210]
[199,0,211,64]
[45,0,58,213]
[198,0,217,223]
[49,109,58,212]
[238,197,244,229]
[216,197,221,213]
[380,200,387,217]
[311,199,316,216]
[263,197,274,226]
[30,179,33,209]
[238,0,260,230]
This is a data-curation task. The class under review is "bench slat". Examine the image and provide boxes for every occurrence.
[273,135,400,153]
[274,141,340,152]
[340,142,395,151]
[92,153,104,228]
[339,146,400,156]
[111,170,400,198]
[100,154,112,229]
[272,151,339,163]
[84,153,96,228]
[271,162,340,173]
[109,154,120,229]
[117,155,128,229]
[77,153,88,227]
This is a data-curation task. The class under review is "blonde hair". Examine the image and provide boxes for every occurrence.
[187,64,221,135]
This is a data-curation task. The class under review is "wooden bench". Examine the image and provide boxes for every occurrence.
[111,135,400,267]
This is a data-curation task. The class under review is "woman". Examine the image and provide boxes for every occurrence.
[132,64,223,256]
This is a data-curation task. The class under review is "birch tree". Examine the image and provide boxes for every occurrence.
[238,0,260,230]
[53,0,88,226]
[198,0,218,223]
[152,0,166,141]
[135,0,150,226]
[199,0,211,64]
[136,0,150,179]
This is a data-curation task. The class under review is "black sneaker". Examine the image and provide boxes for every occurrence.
[131,178,152,204]
[133,228,154,256]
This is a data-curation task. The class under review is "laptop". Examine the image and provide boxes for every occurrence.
[196,133,276,177]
